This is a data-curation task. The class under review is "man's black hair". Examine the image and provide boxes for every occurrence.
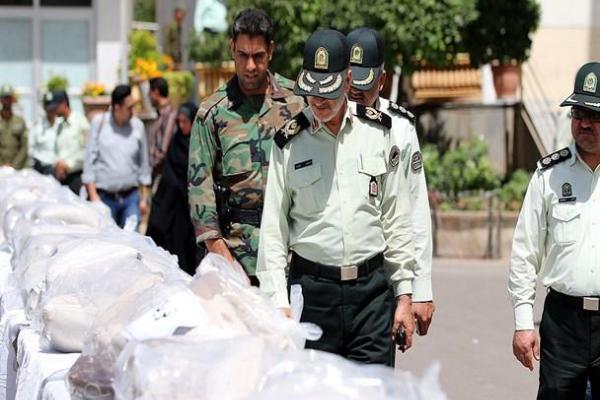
[111,84,131,107]
[149,77,169,98]
[231,8,273,43]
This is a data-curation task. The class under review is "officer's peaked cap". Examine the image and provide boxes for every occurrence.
[294,29,349,99]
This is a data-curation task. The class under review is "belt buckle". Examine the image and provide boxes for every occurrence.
[583,297,600,311]
[340,265,358,281]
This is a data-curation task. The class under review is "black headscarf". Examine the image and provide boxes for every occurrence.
[165,101,198,190]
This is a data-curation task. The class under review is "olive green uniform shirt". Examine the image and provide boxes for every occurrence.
[188,72,305,275]
[0,114,28,169]
[257,102,416,308]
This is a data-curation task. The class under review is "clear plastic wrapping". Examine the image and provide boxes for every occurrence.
[113,336,446,400]
[189,254,307,350]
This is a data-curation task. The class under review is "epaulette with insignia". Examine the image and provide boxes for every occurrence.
[538,147,572,170]
[196,89,228,122]
[354,104,392,130]
[388,101,416,125]
[274,112,310,149]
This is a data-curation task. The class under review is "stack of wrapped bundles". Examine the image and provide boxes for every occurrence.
[0,169,446,400]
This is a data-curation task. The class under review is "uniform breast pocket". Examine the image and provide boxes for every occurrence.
[289,163,323,214]
[550,204,581,245]
[221,141,253,177]
[358,155,387,202]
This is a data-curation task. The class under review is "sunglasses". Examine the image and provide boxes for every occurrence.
[570,108,600,122]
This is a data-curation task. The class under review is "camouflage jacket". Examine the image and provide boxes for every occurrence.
[188,72,305,275]
[0,114,28,169]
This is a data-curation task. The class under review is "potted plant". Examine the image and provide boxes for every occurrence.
[463,0,541,99]
[163,70,194,107]
[423,138,502,258]
[81,81,110,121]
[46,75,69,92]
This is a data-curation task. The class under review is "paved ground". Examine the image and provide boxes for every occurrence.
[395,258,546,400]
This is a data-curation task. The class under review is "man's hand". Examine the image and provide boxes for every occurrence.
[392,294,415,352]
[205,238,235,265]
[139,199,149,216]
[512,330,540,371]
[412,301,435,336]
[279,308,292,319]
[54,160,69,181]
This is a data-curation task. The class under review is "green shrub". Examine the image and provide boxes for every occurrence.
[188,30,231,65]
[46,75,69,92]
[163,70,195,106]
[498,169,531,211]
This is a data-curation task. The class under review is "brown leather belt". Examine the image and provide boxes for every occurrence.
[291,252,383,281]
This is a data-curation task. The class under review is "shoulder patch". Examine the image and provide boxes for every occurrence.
[388,101,416,125]
[274,112,310,149]
[537,147,572,170]
[196,89,228,122]
[354,104,392,130]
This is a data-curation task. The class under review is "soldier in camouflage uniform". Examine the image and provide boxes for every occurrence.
[188,9,304,280]
[0,84,28,169]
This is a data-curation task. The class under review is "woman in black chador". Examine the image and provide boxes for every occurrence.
[147,102,203,275]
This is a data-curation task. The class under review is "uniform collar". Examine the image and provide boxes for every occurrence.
[226,71,284,109]
[569,142,579,166]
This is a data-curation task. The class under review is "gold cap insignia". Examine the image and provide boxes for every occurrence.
[315,47,329,70]
[583,72,597,93]
[350,44,363,64]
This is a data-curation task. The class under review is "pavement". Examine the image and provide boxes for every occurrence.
[395,257,546,400]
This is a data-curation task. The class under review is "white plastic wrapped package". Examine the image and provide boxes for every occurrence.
[83,282,210,361]
[114,336,270,400]
[32,239,186,352]
[13,231,185,310]
[188,254,312,350]
[113,336,446,400]
[67,283,212,399]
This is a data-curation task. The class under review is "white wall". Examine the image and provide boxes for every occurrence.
[96,0,132,88]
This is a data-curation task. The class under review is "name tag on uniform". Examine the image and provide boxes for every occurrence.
[558,197,576,203]
[294,159,313,170]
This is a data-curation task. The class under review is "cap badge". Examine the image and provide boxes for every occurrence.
[350,44,363,65]
[45,92,53,101]
[583,72,597,93]
[353,68,375,86]
[314,47,329,70]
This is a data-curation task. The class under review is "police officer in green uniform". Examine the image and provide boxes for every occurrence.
[0,84,28,169]
[346,27,435,336]
[257,29,416,364]
[188,9,304,281]
[509,62,600,398]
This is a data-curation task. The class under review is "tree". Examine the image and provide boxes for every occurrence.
[190,0,478,79]
[133,0,156,23]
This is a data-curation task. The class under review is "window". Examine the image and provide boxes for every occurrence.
[41,0,91,6]
[0,0,33,5]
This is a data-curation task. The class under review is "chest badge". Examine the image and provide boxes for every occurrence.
[369,176,378,197]
[389,145,400,169]
[559,182,576,203]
